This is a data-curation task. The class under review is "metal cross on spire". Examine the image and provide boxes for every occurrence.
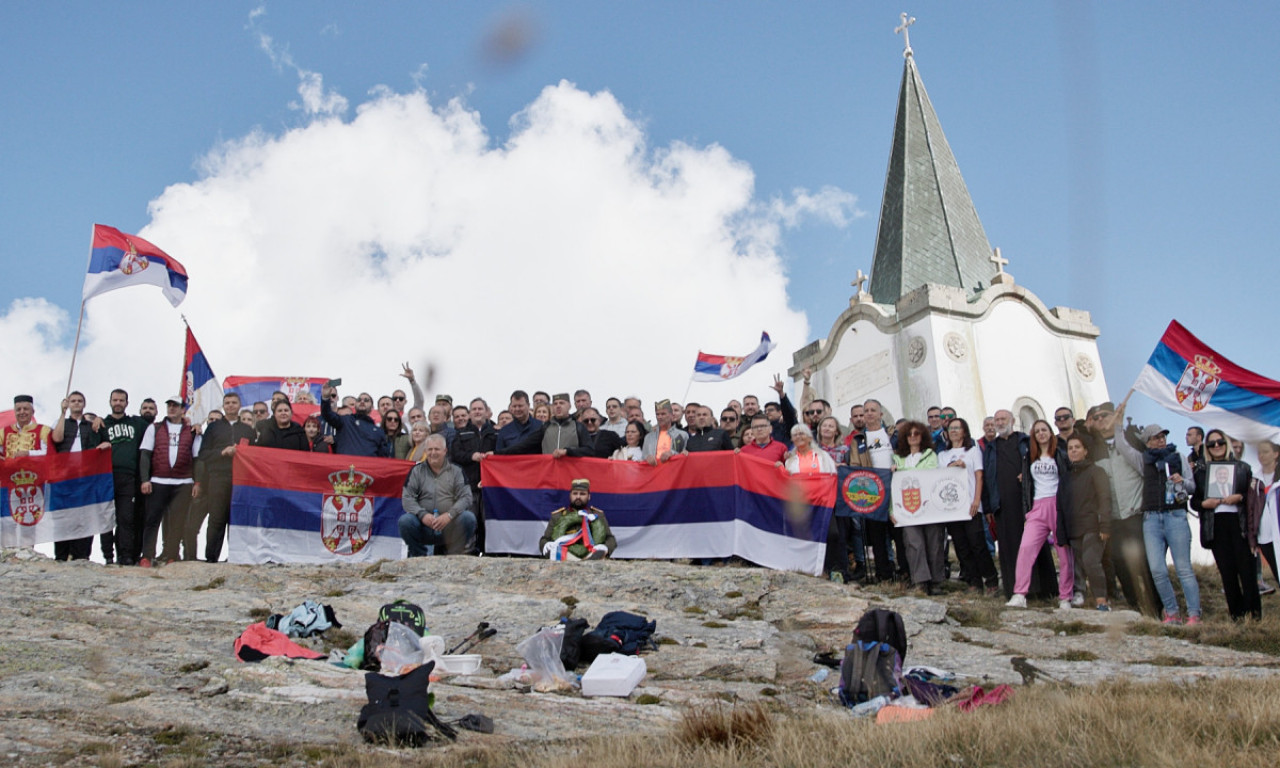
[895,13,916,58]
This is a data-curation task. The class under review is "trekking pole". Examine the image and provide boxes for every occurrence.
[447,622,490,654]
[455,627,497,654]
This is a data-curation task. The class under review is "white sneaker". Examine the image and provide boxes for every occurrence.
[1071,592,1085,607]
[1059,600,1073,611]
[1005,594,1027,608]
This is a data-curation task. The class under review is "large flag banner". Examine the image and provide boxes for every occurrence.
[482,453,836,575]
[223,376,327,422]
[834,466,893,522]
[182,326,222,426]
[229,445,410,564]
[1133,320,1280,443]
[692,332,776,382]
[82,224,188,307]
[0,451,114,548]
[890,468,970,527]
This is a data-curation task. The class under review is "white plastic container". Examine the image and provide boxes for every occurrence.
[435,654,483,675]
[580,653,646,697]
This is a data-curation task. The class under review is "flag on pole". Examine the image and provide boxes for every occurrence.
[1133,320,1280,443]
[82,224,188,307]
[691,332,776,382]
[182,326,223,426]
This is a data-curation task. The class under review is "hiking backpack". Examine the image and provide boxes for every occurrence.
[362,601,429,671]
[838,608,906,707]
[559,616,591,671]
[357,661,457,746]
[579,611,657,665]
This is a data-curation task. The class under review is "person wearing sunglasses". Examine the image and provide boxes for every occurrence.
[1113,398,1199,624]
[891,420,944,594]
[719,408,743,448]
[1191,429,1259,621]
[380,409,411,459]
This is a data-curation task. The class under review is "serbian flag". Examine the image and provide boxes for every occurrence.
[82,224,188,307]
[482,452,836,575]
[1133,320,1280,443]
[182,326,223,426]
[692,332,776,382]
[228,445,410,564]
[223,376,326,423]
[1,451,114,548]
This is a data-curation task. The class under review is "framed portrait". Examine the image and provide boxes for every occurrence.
[1207,462,1236,499]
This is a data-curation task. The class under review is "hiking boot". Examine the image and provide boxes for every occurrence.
[1185,615,1202,626]
[1005,594,1027,608]
[138,558,152,569]
[1162,612,1182,625]
[1260,582,1277,596]
[850,565,868,582]
[1058,600,1073,611]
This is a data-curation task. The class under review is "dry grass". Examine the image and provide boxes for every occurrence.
[249,678,1280,768]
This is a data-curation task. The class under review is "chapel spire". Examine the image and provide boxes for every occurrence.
[868,18,995,305]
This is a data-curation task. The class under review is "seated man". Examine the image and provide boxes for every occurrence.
[398,434,475,556]
[539,479,617,561]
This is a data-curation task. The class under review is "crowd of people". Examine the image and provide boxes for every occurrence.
[3,363,1277,623]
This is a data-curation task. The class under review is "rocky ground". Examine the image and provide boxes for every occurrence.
[2,549,1277,766]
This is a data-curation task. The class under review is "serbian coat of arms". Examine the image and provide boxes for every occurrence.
[321,466,373,555]
[1174,354,1221,413]
[8,468,44,527]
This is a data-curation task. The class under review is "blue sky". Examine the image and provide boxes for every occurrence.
[1,2,1276,442]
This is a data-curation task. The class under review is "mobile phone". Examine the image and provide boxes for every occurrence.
[325,378,342,388]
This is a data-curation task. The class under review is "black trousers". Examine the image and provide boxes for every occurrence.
[113,471,142,565]
[824,515,854,578]
[864,519,894,580]
[143,483,192,562]
[1211,513,1261,619]
[53,537,92,561]
[187,471,233,562]
[1261,541,1278,582]
[948,514,998,589]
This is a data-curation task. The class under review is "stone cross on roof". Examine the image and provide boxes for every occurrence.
[896,13,916,58]
[850,268,872,305]
[989,246,1014,285]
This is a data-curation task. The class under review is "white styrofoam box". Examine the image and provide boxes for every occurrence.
[581,653,646,697]
[435,654,482,675]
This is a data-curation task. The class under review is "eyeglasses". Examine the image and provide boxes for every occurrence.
[941,413,955,419]
[386,417,400,423]
[1055,414,1072,422]
[253,409,269,415]
[583,418,598,424]
[1206,439,1227,448]
[358,397,373,403]
[392,395,406,401]
[722,416,738,422]
[803,410,821,417]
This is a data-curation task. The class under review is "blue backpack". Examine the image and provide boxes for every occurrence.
[580,611,657,664]
[838,608,906,707]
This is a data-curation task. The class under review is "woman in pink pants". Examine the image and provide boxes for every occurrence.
[1006,420,1075,610]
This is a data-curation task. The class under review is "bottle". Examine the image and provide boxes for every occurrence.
[851,694,889,717]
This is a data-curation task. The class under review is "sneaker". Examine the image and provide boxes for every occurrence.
[1071,592,1085,607]
[1162,612,1182,625]
[1005,594,1027,608]
[829,571,844,584]
[1058,600,1073,611]
[1185,615,1202,626]
[138,558,152,569]
[1096,603,1112,612]
[1260,583,1277,596]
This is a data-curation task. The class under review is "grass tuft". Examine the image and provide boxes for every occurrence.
[677,702,774,748]
[190,576,225,591]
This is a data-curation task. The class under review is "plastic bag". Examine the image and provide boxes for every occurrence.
[378,622,425,676]
[515,627,577,691]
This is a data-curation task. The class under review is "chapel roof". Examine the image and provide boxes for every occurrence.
[868,52,995,305]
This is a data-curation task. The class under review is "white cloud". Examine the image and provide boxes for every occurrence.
[2,79,856,422]
[249,9,348,117]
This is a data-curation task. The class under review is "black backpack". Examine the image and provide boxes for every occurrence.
[580,611,657,665]
[559,617,591,671]
[838,608,906,707]
[362,601,429,671]
[357,661,457,746]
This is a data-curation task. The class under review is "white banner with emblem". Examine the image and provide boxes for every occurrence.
[889,467,971,527]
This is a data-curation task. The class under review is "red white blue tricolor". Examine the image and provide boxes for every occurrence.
[1,451,114,548]
[82,224,188,307]
[692,331,776,382]
[482,453,836,575]
[1133,320,1280,443]
[229,446,410,564]
[182,327,222,426]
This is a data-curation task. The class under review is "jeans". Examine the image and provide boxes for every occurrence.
[1142,509,1200,618]
[399,509,476,556]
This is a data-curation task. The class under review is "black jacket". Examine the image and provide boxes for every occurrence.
[569,428,622,459]
[1067,460,1111,537]
[255,420,310,452]
[687,428,734,452]
[450,421,497,487]
[197,419,257,480]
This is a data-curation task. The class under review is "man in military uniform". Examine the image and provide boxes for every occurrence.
[539,478,617,561]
